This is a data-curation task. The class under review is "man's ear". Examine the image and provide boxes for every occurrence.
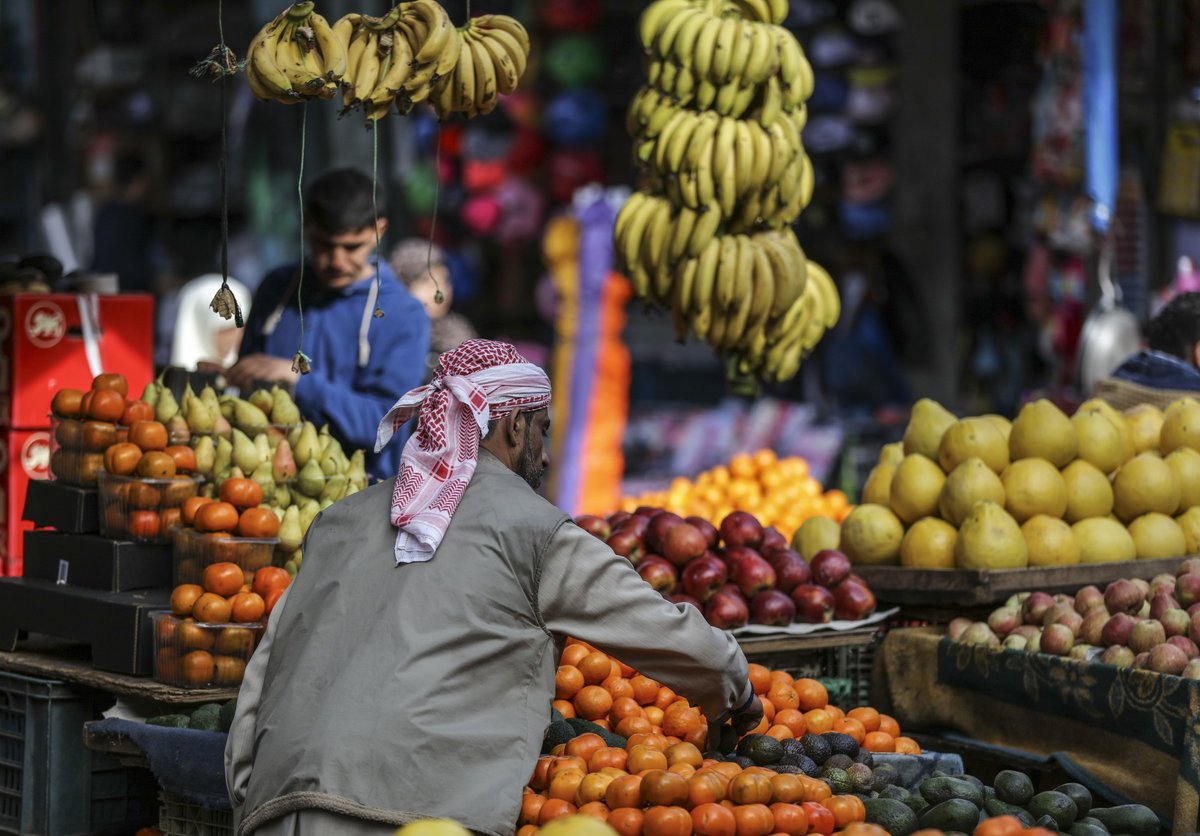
[506,410,524,446]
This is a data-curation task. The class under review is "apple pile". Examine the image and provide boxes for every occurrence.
[576,507,878,630]
[951,558,1200,677]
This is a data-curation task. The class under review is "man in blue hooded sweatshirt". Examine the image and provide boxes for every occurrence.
[1095,292,1200,410]
[224,168,430,481]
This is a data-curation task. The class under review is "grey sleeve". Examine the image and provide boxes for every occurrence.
[224,584,292,813]
[538,522,753,723]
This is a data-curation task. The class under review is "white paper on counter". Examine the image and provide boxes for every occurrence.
[731,607,899,638]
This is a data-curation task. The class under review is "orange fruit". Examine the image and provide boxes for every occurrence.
[766,684,800,712]
[579,652,614,685]
[835,717,867,744]
[804,709,834,734]
[604,676,635,701]
[774,709,807,738]
[863,731,896,752]
[847,707,880,732]
[616,716,654,738]
[556,665,584,700]
[561,643,590,667]
[794,678,828,711]
[575,685,614,721]
[894,736,921,755]
[610,696,644,724]
[552,699,576,719]
[748,663,772,695]
[631,675,661,706]
[877,713,901,737]
[766,724,794,741]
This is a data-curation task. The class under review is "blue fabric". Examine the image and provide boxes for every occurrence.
[91,718,231,809]
[1083,0,1118,232]
[1110,350,1200,391]
[240,261,431,481]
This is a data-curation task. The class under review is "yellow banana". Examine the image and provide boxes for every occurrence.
[683,111,719,173]
[453,31,477,112]
[352,30,382,104]
[673,8,710,65]
[748,122,773,188]
[477,29,520,94]
[688,201,721,260]
[639,0,690,52]
[475,22,527,79]
[669,205,698,264]
[767,0,789,25]
[467,36,497,114]
[655,110,692,171]
[692,236,721,318]
[672,256,699,340]
[409,0,452,65]
[808,260,841,328]
[733,119,755,197]
[712,17,738,83]
[309,12,347,80]
[741,22,775,84]
[655,6,698,60]
[693,15,723,79]
[643,199,673,283]
[712,117,736,179]
[248,17,297,100]
[759,75,783,128]
[695,79,717,109]
[473,14,530,57]
[727,20,754,84]
[732,84,756,118]
[715,235,741,312]
[735,0,773,23]
[695,143,717,212]
[744,236,774,336]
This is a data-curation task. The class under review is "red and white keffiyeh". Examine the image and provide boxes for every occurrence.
[375,340,551,564]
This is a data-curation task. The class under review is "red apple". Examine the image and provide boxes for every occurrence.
[1105,579,1146,615]
[646,511,685,554]
[1167,635,1200,658]
[810,550,852,588]
[760,526,788,554]
[705,588,750,629]
[733,553,777,597]
[1150,592,1182,621]
[636,555,678,596]
[1178,557,1200,577]
[661,523,708,567]
[1074,585,1104,615]
[750,589,796,626]
[681,555,728,603]
[1178,573,1200,608]
[720,511,764,549]
[634,505,661,518]
[575,514,611,540]
[1101,612,1137,647]
[832,578,877,621]
[608,510,632,528]
[617,515,650,538]
[685,516,720,550]
[1022,591,1056,625]
[766,550,812,594]
[791,584,835,623]
[1149,642,1189,675]
[670,592,702,611]
[607,529,644,564]
[722,545,762,571]
[1164,608,1192,638]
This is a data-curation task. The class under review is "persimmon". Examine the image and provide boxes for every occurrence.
[731,803,774,836]
[547,756,587,782]
[974,816,1026,836]
[588,747,627,773]
[516,826,539,836]
[769,774,806,805]
[229,591,266,624]
[616,715,654,738]
[575,685,614,721]
[164,445,197,474]
[251,566,290,598]
[631,675,661,705]
[728,772,773,805]
[802,801,835,836]
[91,373,128,397]
[668,762,696,779]
[89,389,125,423]
[627,744,669,773]
[654,686,678,710]
[803,709,834,734]
[82,420,117,452]
[528,757,554,791]
[666,742,703,769]
[51,388,85,418]
[608,808,645,836]
[552,699,576,719]
[603,676,635,701]
[840,825,890,836]
[604,774,643,809]
[121,399,154,426]
[547,770,586,803]
[129,420,168,452]
[610,696,643,724]
[576,800,611,820]
[518,793,546,825]
[170,584,204,617]
[687,772,727,807]
[219,478,263,510]
[564,732,606,764]
[192,593,231,624]
[181,650,215,687]
[894,736,921,755]
[556,665,584,700]
[769,802,809,836]
[766,724,794,741]
[181,495,214,526]
[136,451,176,479]
[574,772,615,806]
[194,502,239,533]
[641,770,689,806]
[627,732,669,752]
[128,510,161,540]
[203,562,245,596]
[821,794,866,827]
[537,798,577,824]
[691,802,736,836]
[643,805,693,836]
[644,705,665,726]
[578,651,614,685]
[663,703,703,738]
[104,442,142,476]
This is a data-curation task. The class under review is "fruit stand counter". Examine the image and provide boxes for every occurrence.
[872,626,1198,834]
[0,638,239,704]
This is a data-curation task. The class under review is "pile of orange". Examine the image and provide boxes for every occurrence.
[527,642,919,833]
[620,449,851,542]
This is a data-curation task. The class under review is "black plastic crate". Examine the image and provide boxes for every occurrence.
[743,637,878,711]
[158,790,234,836]
[0,671,157,835]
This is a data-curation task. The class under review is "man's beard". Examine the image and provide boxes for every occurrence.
[515,423,544,490]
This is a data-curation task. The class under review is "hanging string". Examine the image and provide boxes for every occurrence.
[199,0,244,327]
[426,125,444,304]
[371,122,385,318]
[292,101,312,375]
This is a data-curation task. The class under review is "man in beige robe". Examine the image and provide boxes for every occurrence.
[225,340,761,835]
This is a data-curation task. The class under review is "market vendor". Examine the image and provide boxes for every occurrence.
[1096,292,1200,408]
[208,168,430,481]
[225,339,761,836]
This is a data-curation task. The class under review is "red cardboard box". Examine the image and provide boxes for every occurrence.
[0,428,51,576]
[0,294,154,429]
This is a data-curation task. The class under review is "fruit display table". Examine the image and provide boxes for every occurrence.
[0,637,239,704]
[872,626,1198,834]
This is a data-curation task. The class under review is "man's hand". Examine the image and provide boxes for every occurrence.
[710,694,765,755]
[730,694,764,739]
[225,354,300,390]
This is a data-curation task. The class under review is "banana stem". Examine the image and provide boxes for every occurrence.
[287,2,315,22]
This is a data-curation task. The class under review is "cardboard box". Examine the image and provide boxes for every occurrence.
[0,294,154,429]
[22,478,99,533]
[0,428,52,576]
[21,531,171,592]
[0,578,169,675]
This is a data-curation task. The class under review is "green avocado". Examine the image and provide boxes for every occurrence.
[864,797,920,836]
[983,797,1035,827]
[147,713,190,728]
[993,769,1035,806]
[1055,782,1093,817]
[1085,804,1160,836]
[920,776,985,808]
[919,798,983,833]
[1027,790,1079,830]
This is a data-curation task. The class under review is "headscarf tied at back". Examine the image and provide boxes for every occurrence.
[375,339,552,564]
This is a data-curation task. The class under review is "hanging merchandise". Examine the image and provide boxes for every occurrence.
[1158,88,1200,219]
[613,0,840,387]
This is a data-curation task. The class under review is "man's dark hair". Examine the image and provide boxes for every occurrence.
[1147,292,1200,362]
[305,168,382,235]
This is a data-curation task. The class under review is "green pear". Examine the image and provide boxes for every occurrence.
[293,422,320,467]
[321,474,347,503]
[344,482,360,498]
[293,549,302,567]
[296,458,326,498]
[284,559,298,578]
[226,466,246,482]
[233,398,270,435]
[167,414,191,445]
[193,435,216,476]
[155,386,180,424]
[319,497,335,510]
[214,435,233,478]
[249,388,275,416]
[299,500,320,537]
[274,484,291,507]
[185,394,216,434]
[278,505,303,553]
[141,381,159,407]
[287,423,303,449]
[200,384,221,413]
[250,461,276,504]
[270,385,302,426]
[214,413,232,438]
[254,432,271,463]
[219,395,236,421]
[346,450,366,490]
[232,428,263,474]
[318,424,333,454]
[272,438,298,481]
[181,382,197,410]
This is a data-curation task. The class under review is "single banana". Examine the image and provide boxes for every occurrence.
[759,234,801,319]
[615,194,655,289]
[638,0,690,52]
[747,121,773,188]
[655,110,692,171]
[672,256,699,340]
[249,17,298,100]
[656,61,679,98]
[712,117,736,178]
[798,151,815,210]
[655,6,698,61]
[432,26,462,88]
[673,64,697,104]
[740,22,773,85]
[683,111,719,173]
[477,28,520,94]
[733,119,755,197]
[726,20,754,85]
[731,84,757,119]
[765,120,794,184]
[469,36,498,114]
[759,75,783,128]
[767,0,789,25]
[679,169,700,209]
[711,17,737,84]
[760,182,782,226]
[642,200,673,283]
[453,30,477,112]
[244,62,277,101]
[309,12,348,80]
[717,142,738,218]
[737,189,763,231]
[673,8,710,65]
[669,205,698,264]
[692,236,721,319]
[744,236,774,336]
[473,22,528,79]
[695,79,718,109]
[724,237,756,347]
[692,14,723,79]
[645,92,677,136]
[714,80,739,116]
[715,235,741,312]
[473,13,530,56]
[687,201,721,260]
[408,0,452,65]
[694,141,717,212]
[340,25,369,104]
[613,191,646,259]
[352,30,383,104]
[808,260,841,328]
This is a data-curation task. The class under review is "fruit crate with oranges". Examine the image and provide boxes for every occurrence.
[0,671,159,834]
[157,790,232,836]
[151,612,264,689]
[740,635,878,712]
[98,471,203,544]
[172,526,281,587]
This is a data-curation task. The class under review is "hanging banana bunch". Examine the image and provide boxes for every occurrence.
[428,14,531,120]
[245,1,346,104]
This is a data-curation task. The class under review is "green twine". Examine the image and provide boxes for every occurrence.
[427,126,444,304]
[294,100,310,371]
[372,121,384,318]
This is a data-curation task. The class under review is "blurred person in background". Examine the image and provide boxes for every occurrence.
[171,274,251,371]
[390,238,476,382]
[91,150,158,293]
[1096,292,1200,409]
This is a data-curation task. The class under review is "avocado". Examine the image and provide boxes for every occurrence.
[824,767,855,794]
[1033,814,1059,831]
[731,755,754,768]
[218,699,238,733]
[543,719,575,752]
[871,763,900,790]
[959,773,986,794]
[919,798,983,833]
[772,764,804,774]
[188,704,222,732]
[824,753,857,770]
[1027,790,1079,829]
[854,748,875,767]
[736,734,783,765]
[993,770,1035,806]
[1069,822,1110,836]
[904,795,930,815]
[1075,817,1110,832]
[983,798,1035,827]
[780,738,807,757]
[800,733,832,764]
[848,763,875,793]
[1055,783,1093,817]
[864,796,920,836]
[822,731,861,758]
[1085,804,1160,836]
[920,776,985,808]
[147,713,190,728]
[879,784,910,802]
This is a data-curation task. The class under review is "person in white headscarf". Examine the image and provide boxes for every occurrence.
[170,273,251,370]
[226,339,760,836]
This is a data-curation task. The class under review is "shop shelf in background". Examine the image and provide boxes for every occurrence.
[0,670,158,835]
[157,790,233,836]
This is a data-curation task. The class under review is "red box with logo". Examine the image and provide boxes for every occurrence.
[0,428,51,576]
[0,294,155,430]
